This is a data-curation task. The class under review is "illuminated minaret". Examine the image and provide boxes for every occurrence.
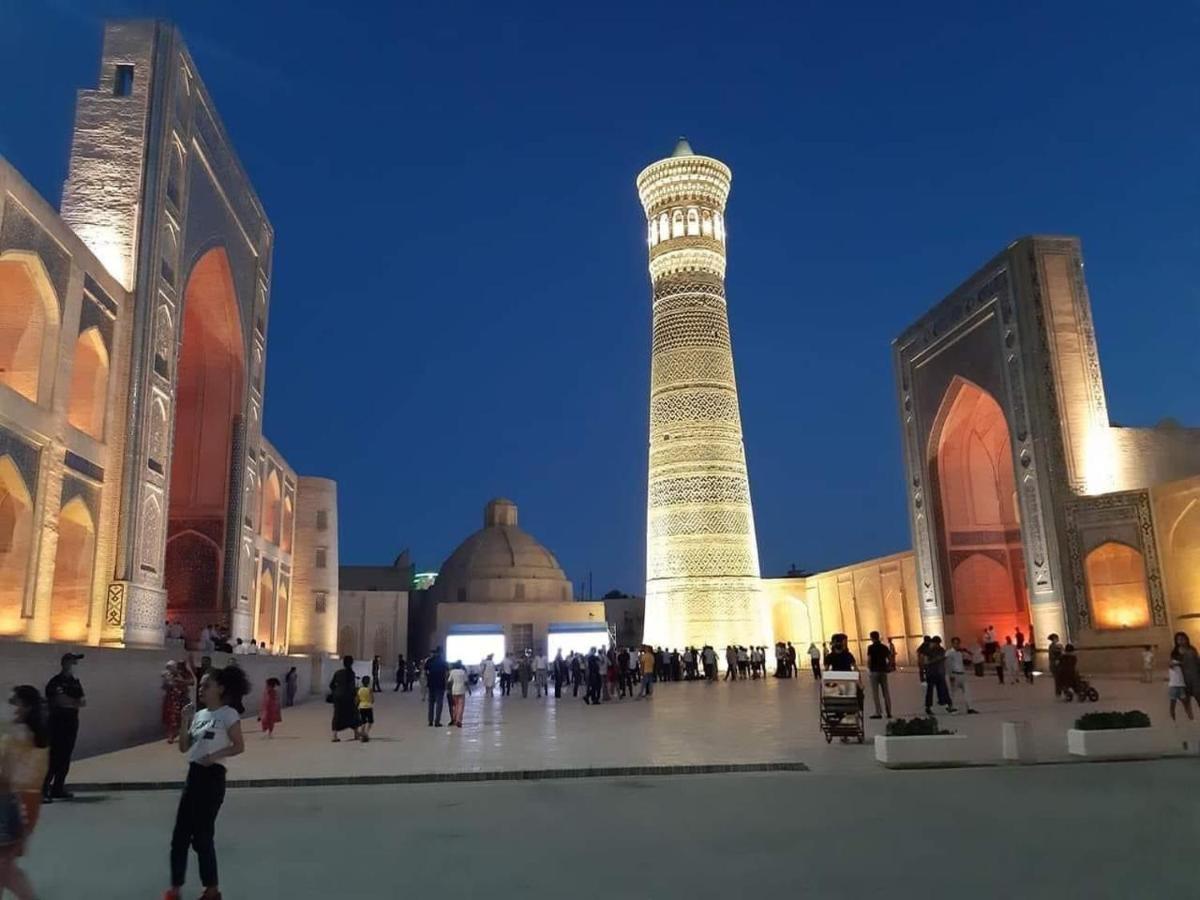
[637,139,768,651]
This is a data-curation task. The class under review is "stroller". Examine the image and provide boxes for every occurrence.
[1057,648,1100,702]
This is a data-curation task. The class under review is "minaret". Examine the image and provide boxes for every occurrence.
[637,139,768,652]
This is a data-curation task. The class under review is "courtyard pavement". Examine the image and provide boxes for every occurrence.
[24,761,1200,898]
[68,670,1198,786]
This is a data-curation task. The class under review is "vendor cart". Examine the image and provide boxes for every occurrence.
[819,670,864,744]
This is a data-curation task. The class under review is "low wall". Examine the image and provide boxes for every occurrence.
[0,639,329,759]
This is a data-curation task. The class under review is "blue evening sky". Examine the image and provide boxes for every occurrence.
[2,2,1197,594]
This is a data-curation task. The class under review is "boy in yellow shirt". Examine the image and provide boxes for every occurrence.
[356,675,374,742]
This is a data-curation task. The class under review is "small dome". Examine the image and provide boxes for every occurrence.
[434,500,572,604]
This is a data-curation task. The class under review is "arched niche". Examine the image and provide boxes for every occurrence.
[49,496,97,642]
[66,327,110,439]
[0,252,60,404]
[1085,541,1151,630]
[0,455,34,635]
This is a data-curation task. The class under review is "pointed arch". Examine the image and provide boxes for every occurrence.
[0,456,34,635]
[0,250,60,404]
[261,469,281,545]
[928,376,1026,639]
[256,566,276,645]
[67,327,110,439]
[50,496,97,642]
[280,494,294,554]
[167,246,245,619]
[1085,541,1151,630]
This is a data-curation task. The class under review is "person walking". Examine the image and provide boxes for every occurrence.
[865,631,893,719]
[1170,632,1200,707]
[447,662,469,727]
[0,685,49,900]
[1001,637,1020,685]
[1047,634,1064,696]
[597,649,611,701]
[164,664,249,900]
[284,666,298,707]
[915,636,931,683]
[42,652,85,803]
[637,647,655,699]
[517,652,532,699]
[500,653,514,697]
[329,656,360,742]
[1142,645,1156,684]
[370,656,382,693]
[946,638,979,714]
[534,650,549,699]
[1168,648,1194,722]
[425,648,448,727]
[807,643,821,680]
[394,654,407,692]
[481,654,497,697]
[553,650,567,698]
[971,639,985,677]
[356,676,374,741]
[1022,642,1036,684]
[258,677,282,738]
[923,636,955,715]
[585,650,602,706]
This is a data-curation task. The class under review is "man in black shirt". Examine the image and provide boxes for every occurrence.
[824,634,856,672]
[923,636,955,715]
[424,647,449,726]
[865,631,893,719]
[44,652,86,801]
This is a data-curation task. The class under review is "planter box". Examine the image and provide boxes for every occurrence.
[1067,727,1170,759]
[875,734,970,768]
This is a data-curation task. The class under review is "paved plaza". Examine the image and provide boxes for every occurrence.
[25,761,1200,898]
[70,671,1197,786]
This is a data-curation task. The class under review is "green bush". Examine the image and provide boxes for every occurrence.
[1073,710,1151,731]
[886,715,954,737]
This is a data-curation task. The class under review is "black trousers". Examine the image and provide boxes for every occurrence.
[585,677,601,705]
[811,658,821,680]
[171,763,226,888]
[925,673,951,709]
[43,713,79,797]
[428,690,445,724]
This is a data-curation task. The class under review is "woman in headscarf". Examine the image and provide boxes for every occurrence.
[329,656,361,742]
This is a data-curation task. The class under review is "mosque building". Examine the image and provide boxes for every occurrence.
[0,21,338,656]
[340,499,607,665]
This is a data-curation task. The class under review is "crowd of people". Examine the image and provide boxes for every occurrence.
[4,629,1200,898]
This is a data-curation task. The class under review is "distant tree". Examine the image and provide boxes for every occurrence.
[603,589,632,600]
[785,563,816,578]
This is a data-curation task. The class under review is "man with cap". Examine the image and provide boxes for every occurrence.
[44,652,86,801]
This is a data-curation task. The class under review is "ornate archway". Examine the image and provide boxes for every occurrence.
[50,497,97,642]
[0,456,34,635]
[166,247,245,630]
[929,377,1028,642]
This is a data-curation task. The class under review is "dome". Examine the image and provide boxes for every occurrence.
[434,499,572,604]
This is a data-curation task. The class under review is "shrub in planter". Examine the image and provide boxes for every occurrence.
[1073,710,1151,731]
[886,715,954,737]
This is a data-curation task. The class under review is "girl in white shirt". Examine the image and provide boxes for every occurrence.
[165,665,249,900]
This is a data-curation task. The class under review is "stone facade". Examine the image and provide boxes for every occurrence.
[893,237,1200,670]
[0,20,337,655]
[762,552,923,666]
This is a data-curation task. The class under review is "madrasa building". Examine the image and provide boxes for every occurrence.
[0,21,339,665]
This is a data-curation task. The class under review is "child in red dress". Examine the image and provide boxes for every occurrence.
[258,677,282,738]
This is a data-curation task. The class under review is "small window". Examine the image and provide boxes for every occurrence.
[314,591,327,614]
[315,547,327,569]
[316,509,327,531]
[456,587,466,603]
[113,65,134,97]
